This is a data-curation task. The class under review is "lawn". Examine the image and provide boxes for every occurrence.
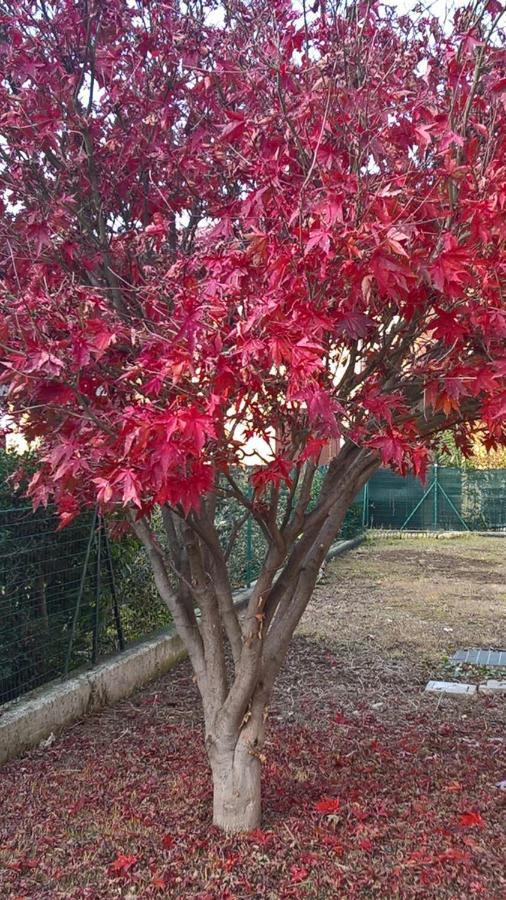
[0,535,505,898]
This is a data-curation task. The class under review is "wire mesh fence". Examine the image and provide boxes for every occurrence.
[362,465,506,532]
[0,505,126,705]
[1,464,504,707]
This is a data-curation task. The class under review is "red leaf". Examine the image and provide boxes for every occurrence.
[304,228,331,256]
[369,432,405,467]
[315,797,341,814]
[290,864,309,883]
[436,848,470,863]
[438,129,464,152]
[251,457,293,494]
[445,781,463,793]
[86,319,116,352]
[108,853,138,876]
[145,215,166,237]
[117,470,142,508]
[359,838,373,852]
[26,220,51,255]
[221,116,246,141]
[459,811,485,828]
[415,124,434,151]
[247,829,272,846]
[335,309,369,340]
[299,437,326,463]
[490,77,506,94]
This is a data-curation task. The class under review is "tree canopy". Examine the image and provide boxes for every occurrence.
[0,0,505,831]
[0,0,504,522]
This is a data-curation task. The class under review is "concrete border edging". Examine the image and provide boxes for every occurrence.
[0,631,185,766]
[425,679,506,696]
[325,534,365,560]
[369,529,506,539]
[0,533,365,766]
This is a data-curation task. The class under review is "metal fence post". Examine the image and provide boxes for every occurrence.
[92,515,102,665]
[103,517,125,652]
[362,482,369,529]
[400,477,435,531]
[433,463,438,530]
[65,506,97,676]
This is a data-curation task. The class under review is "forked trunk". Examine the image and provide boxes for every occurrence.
[209,737,262,833]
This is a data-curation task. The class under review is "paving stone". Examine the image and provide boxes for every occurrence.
[425,680,477,696]
[479,680,506,695]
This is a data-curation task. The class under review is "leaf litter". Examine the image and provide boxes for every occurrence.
[0,536,505,898]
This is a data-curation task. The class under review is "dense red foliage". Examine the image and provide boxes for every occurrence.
[0,0,505,519]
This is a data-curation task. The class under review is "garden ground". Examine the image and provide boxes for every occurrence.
[0,535,505,899]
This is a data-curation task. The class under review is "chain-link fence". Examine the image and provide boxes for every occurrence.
[1,464,503,707]
[0,504,171,706]
[0,506,124,704]
[362,465,506,532]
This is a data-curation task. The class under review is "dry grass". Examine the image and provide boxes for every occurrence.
[307,533,504,667]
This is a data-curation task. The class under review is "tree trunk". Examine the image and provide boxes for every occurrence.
[209,737,262,833]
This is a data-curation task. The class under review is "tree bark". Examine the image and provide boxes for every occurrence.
[131,446,380,832]
[208,734,262,832]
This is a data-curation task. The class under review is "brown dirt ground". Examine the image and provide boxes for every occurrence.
[274,534,506,722]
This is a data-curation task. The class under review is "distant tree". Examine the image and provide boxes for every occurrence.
[469,444,506,469]
[438,430,506,468]
[0,0,505,830]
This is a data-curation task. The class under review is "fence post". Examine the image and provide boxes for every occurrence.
[65,506,97,676]
[103,517,125,652]
[362,482,369,529]
[433,463,438,530]
[400,478,435,531]
[92,516,102,666]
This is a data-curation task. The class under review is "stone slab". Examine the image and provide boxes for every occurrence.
[425,680,477,696]
[479,680,506,695]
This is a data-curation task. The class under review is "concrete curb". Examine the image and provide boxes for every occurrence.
[326,534,365,560]
[0,631,185,766]
[425,679,506,697]
[0,533,365,766]
[369,529,506,539]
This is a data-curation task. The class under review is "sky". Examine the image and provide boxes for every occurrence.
[394,0,457,21]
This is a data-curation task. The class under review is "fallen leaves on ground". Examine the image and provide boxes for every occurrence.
[108,854,138,876]
[458,811,486,829]
[0,688,504,899]
[1,537,505,898]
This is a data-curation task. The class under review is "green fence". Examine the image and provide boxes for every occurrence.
[1,464,503,706]
[0,505,123,704]
[0,504,170,706]
[361,465,506,532]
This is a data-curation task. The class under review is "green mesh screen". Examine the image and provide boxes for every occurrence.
[362,466,506,531]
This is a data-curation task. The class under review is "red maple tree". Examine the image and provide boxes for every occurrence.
[0,0,505,831]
